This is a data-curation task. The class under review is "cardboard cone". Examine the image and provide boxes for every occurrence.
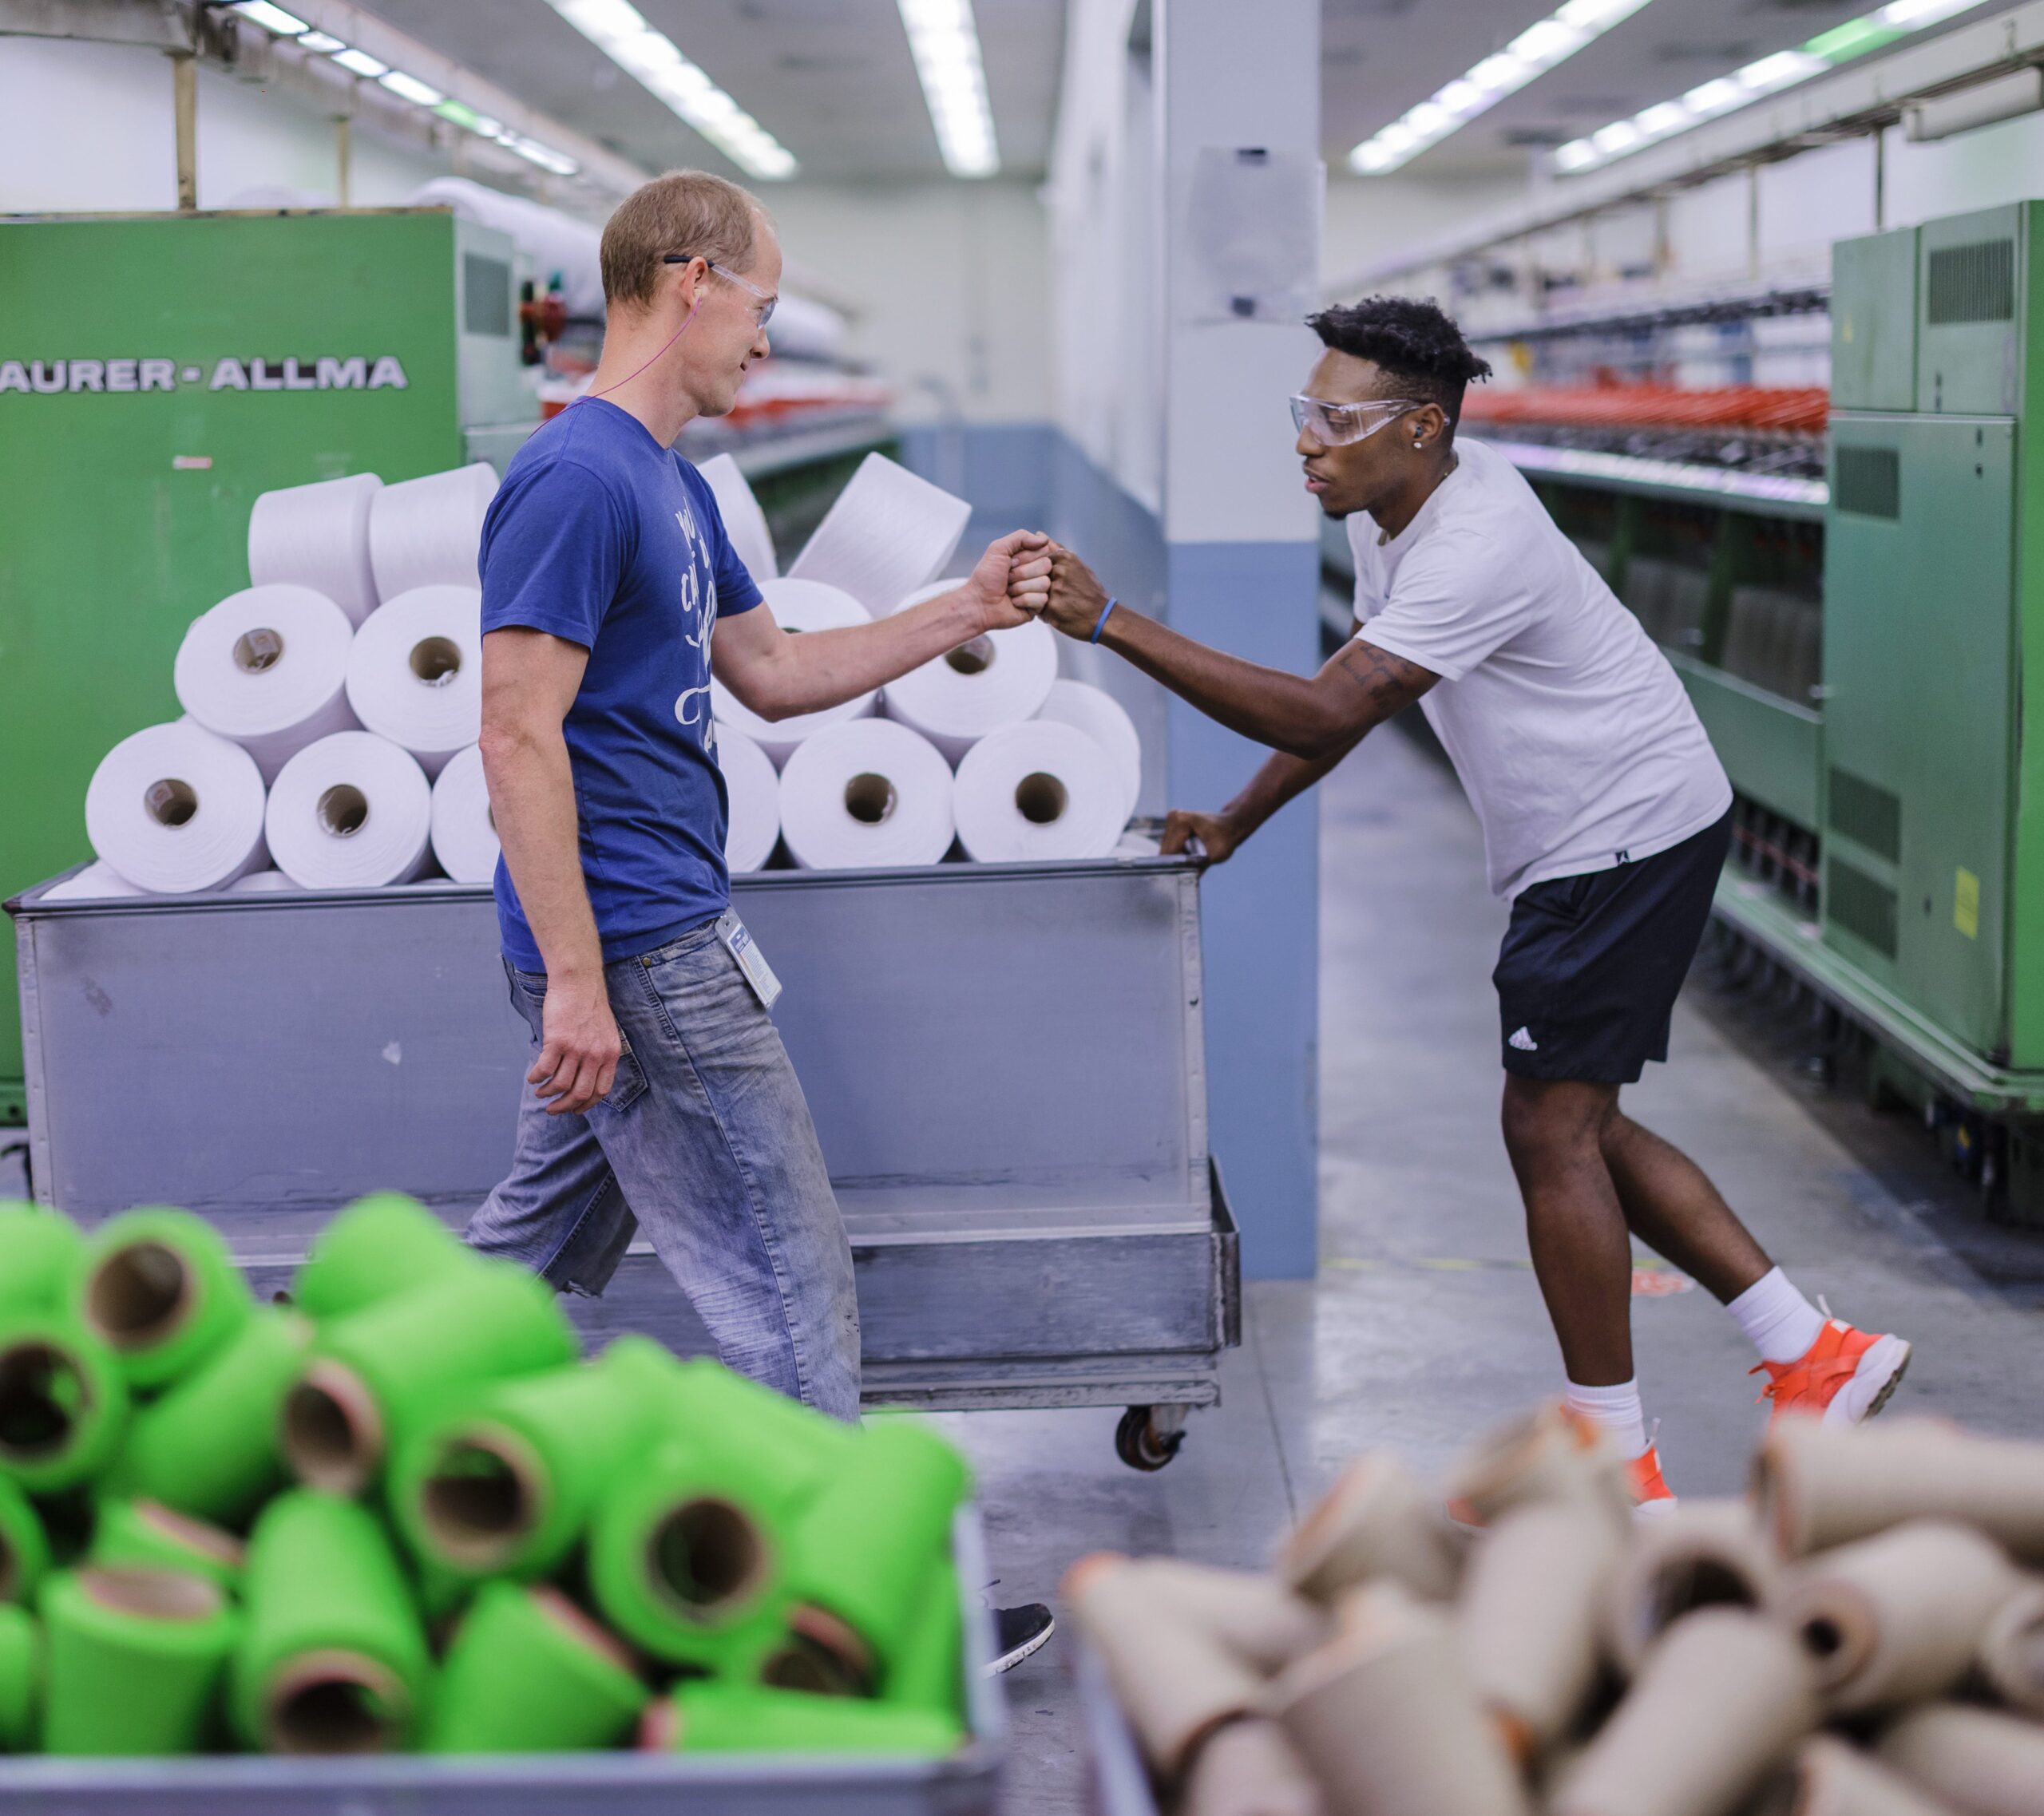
[1552,1609,1820,1816]
[1600,1498,1777,1676]
[1064,1553,1263,1782]
[1459,1497,1624,1759]
[1182,1716,1326,1816]
[1876,1704,2044,1816]
[1443,1399,1633,1533]
[1975,1577,2044,1715]
[1268,1580,1530,1816]
[1278,1453,1464,1603]
[1773,1736,1955,1816]
[1772,1520,2018,1714]
[1757,1418,2044,1563]
[1128,1560,1328,1673]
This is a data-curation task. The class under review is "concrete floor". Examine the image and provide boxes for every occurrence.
[943,718,2044,1815]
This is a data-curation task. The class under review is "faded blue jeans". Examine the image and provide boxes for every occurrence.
[465,918,862,1421]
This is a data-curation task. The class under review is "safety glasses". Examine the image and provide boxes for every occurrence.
[1289,394,1425,446]
[661,253,777,327]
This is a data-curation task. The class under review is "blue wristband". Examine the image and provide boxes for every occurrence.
[1089,596,1119,645]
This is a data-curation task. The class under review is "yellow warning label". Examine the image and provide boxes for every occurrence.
[1955,867,1980,940]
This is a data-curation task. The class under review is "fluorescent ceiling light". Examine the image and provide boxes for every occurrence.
[1555,0,1994,174]
[232,2,310,33]
[1349,0,1656,173]
[296,30,345,53]
[545,0,797,180]
[500,133,580,176]
[379,70,445,107]
[331,47,389,78]
[897,0,1000,177]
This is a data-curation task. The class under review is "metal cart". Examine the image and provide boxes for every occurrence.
[10,857,1239,1468]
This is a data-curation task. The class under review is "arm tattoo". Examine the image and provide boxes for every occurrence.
[1326,638,1437,726]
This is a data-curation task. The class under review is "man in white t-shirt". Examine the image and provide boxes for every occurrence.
[1028,296,1911,1506]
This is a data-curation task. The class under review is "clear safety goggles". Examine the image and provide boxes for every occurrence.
[1289,394,1424,446]
[661,253,777,327]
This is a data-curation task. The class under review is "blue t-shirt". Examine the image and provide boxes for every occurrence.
[479,398,763,971]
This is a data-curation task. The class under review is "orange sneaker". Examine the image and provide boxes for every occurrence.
[1626,1443,1678,1516]
[1753,1314,1911,1426]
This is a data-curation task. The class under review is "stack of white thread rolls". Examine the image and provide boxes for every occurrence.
[57,453,1151,900]
[67,465,504,896]
[711,457,1145,873]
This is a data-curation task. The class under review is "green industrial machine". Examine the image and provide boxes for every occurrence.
[1702,202,2044,1214]
[0,208,537,1126]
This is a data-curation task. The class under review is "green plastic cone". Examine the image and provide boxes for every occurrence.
[291,1193,471,1323]
[0,1313,129,1495]
[782,1418,969,1677]
[391,1340,668,1583]
[89,1500,244,1591]
[281,1260,576,1497]
[41,1567,236,1755]
[232,1490,430,1754]
[0,1477,49,1608]
[100,1307,311,1528]
[0,1205,85,1318]
[424,1581,644,1753]
[77,1209,254,1392]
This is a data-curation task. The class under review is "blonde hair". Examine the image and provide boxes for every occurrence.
[600,169,766,310]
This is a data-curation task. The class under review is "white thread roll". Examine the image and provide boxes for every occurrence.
[881,619,1057,766]
[430,744,500,884]
[1036,679,1142,825]
[173,584,361,783]
[248,473,382,626]
[228,869,301,894]
[344,585,483,778]
[42,861,148,902]
[710,578,875,769]
[697,453,778,583]
[367,463,499,600]
[265,731,433,888]
[953,722,1125,863]
[85,721,268,893]
[778,719,954,870]
[786,453,971,618]
[716,726,780,874]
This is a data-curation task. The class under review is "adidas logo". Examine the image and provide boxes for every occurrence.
[1508,1027,1539,1051]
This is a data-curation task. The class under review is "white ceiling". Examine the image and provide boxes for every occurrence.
[355,1,2016,187]
[359,0,1068,183]
[1322,0,2017,176]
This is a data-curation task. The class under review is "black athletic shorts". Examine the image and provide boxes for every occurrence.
[1492,809,1732,1085]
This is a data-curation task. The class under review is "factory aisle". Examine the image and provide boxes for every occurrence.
[948,716,2044,1816]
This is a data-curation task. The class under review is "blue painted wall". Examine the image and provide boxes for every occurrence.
[900,424,1320,1279]
[1163,540,1321,1280]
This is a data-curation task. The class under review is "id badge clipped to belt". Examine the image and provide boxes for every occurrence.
[715,908,782,1011]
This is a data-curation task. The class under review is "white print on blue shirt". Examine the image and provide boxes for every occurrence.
[671,500,718,737]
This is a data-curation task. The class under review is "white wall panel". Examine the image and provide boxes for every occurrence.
[764,181,1051,426]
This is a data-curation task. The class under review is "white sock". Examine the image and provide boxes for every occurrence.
[1565,1377,1649,1460]
[1728,1266,1827,1363]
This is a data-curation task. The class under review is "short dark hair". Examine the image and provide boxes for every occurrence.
[1306,295,1492,435]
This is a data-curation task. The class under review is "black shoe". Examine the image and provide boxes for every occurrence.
[985,1602,1056,1675]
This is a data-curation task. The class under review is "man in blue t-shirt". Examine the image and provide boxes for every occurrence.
[465,172,1051,1442]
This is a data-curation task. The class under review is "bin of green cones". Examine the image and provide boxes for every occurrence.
[0,1194,1003,1813]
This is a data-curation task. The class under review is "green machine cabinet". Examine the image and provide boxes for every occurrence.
[0,209,536,1125]
[1821,201,2044,1086]
[1822,414,2015,1054]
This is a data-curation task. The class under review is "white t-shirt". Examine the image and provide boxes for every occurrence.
[1349,438,1731,900]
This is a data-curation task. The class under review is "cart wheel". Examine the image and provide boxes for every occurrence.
[1115,1405,1186,1472]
